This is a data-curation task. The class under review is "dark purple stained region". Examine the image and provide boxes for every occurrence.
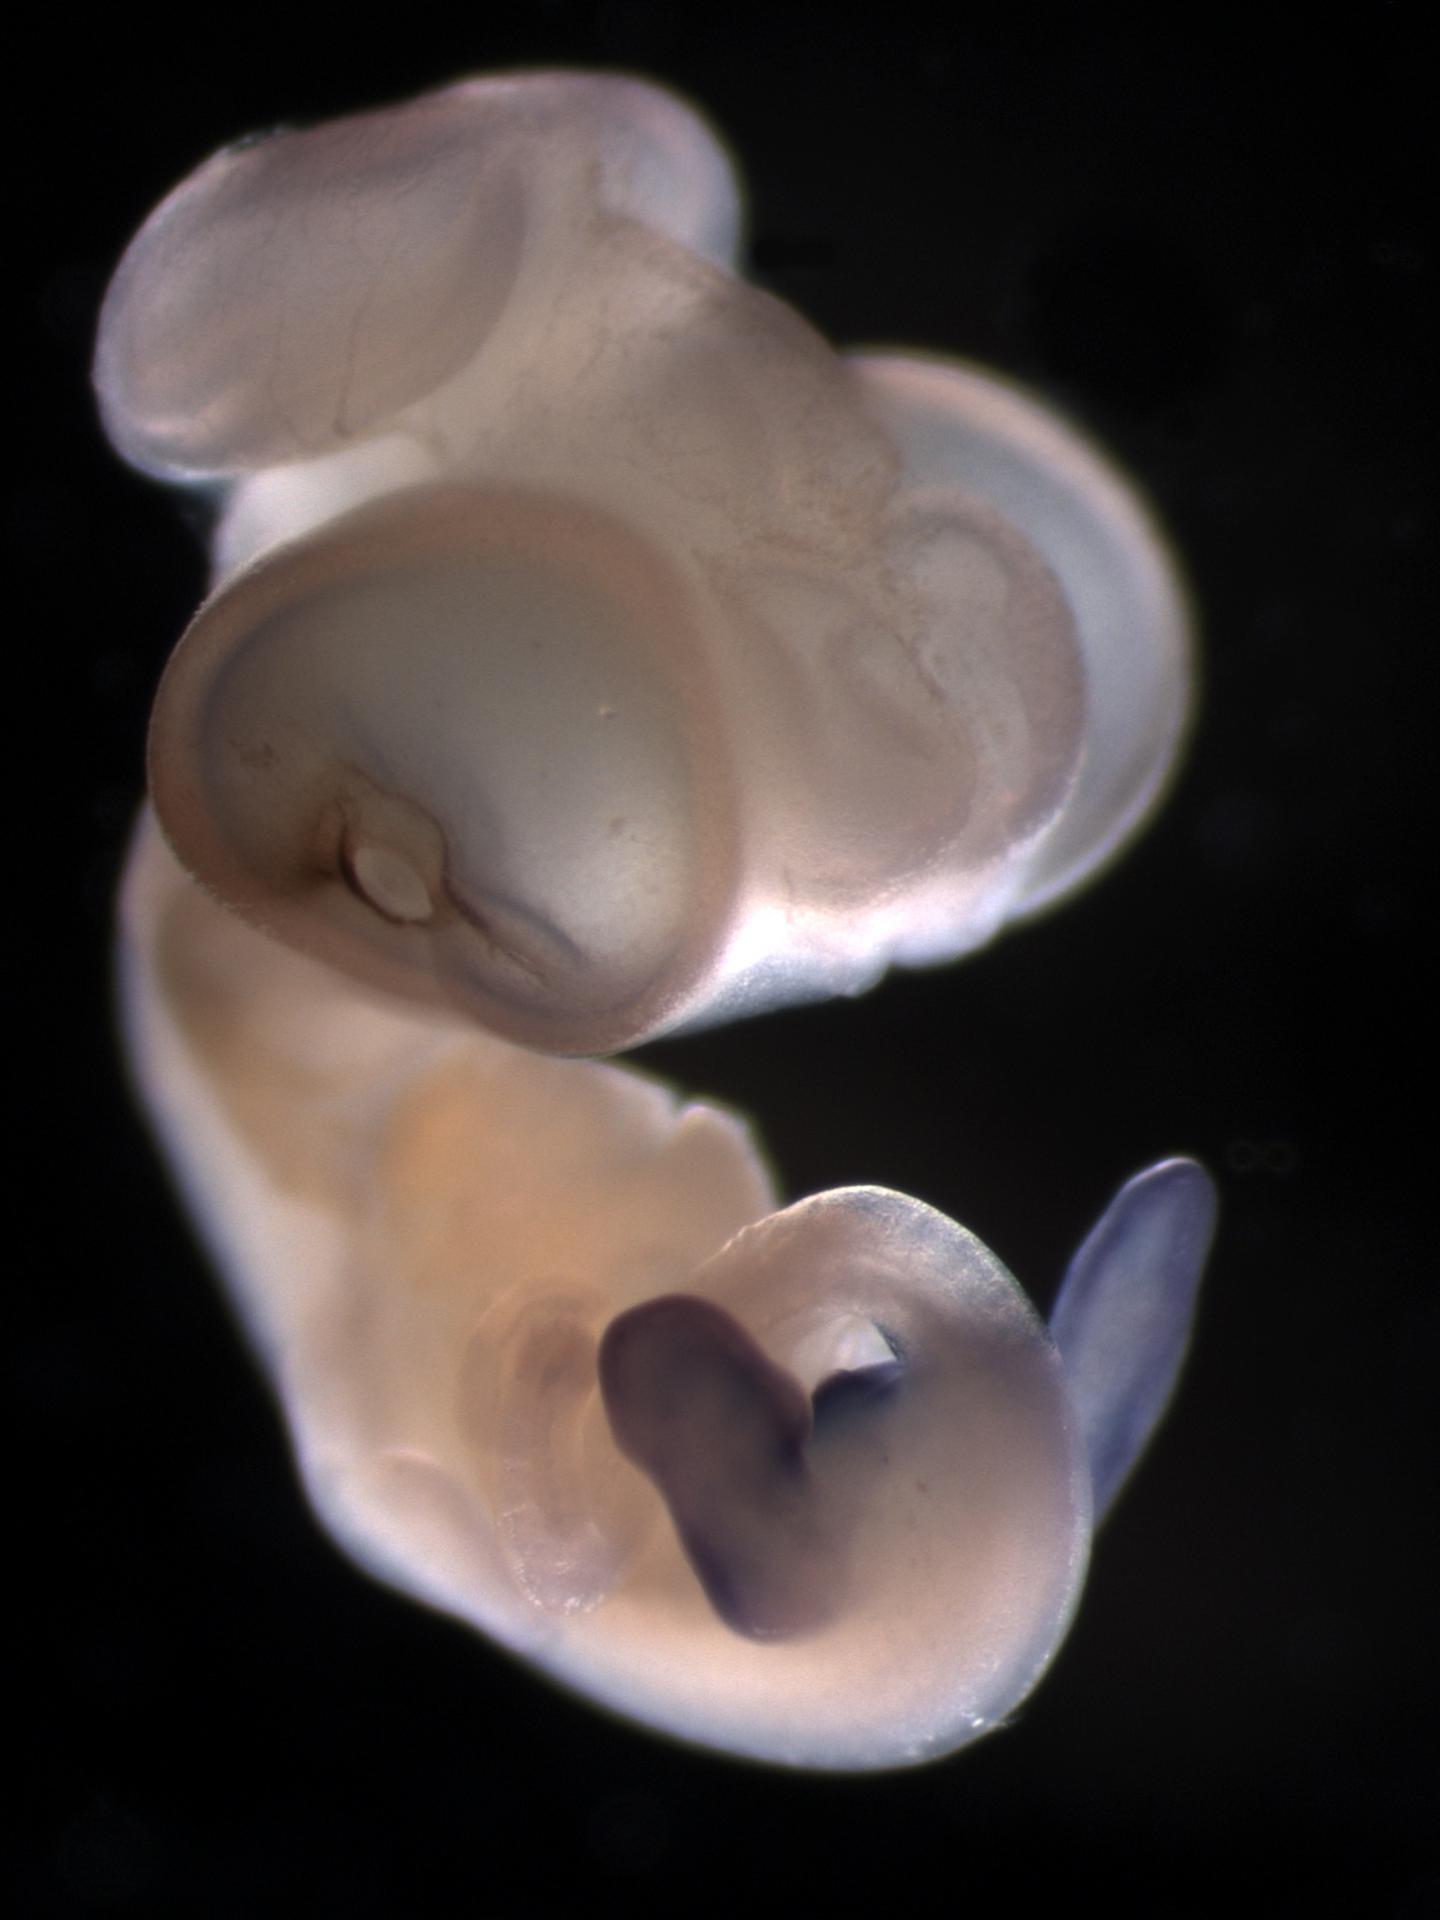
[599,1294,845,1639]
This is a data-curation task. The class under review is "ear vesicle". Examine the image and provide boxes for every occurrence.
[101,71,1213,1768]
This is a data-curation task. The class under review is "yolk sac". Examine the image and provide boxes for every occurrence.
[101,70,1214,1770]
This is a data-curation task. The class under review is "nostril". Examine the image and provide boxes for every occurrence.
[789,1312,896,1392]
[810,1357,904,1431]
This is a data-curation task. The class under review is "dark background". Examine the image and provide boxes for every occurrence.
[14,5,1433,1914]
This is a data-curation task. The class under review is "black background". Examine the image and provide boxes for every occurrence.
[14,5,1434,1914]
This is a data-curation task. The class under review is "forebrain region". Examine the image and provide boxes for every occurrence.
[98,71,1215,1770]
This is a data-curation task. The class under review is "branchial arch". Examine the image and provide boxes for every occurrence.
[100,70,1213,1769]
